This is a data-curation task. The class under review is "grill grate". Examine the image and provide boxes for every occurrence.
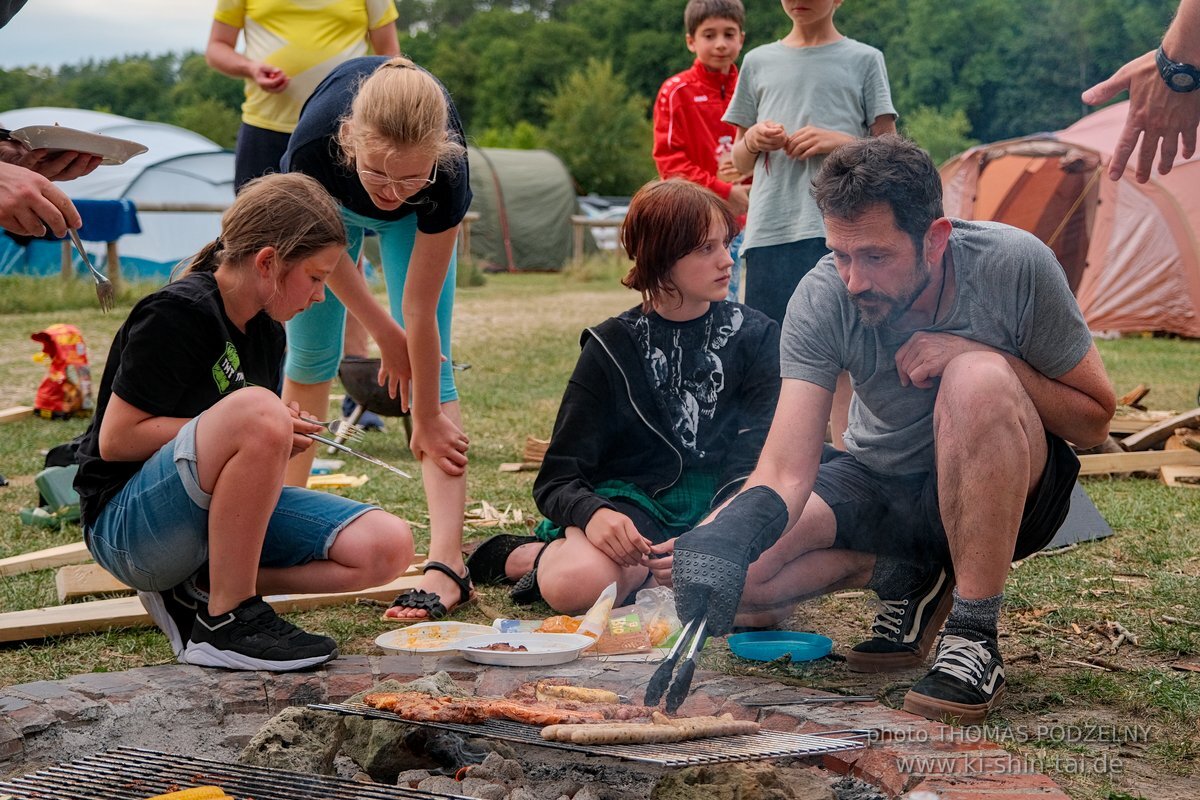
[310,702,867,768]
[0,747,472,800]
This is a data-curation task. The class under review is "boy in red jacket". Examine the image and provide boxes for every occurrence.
[653,0,749,300]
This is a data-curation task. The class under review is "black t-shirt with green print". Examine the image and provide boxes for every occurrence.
[75,271,285,527]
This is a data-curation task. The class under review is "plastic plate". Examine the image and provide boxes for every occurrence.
[455,633,595,667]
[8,125,148,165]
[374,621,497,654]
[727,631,833,662]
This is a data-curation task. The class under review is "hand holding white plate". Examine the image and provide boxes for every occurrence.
[7,125,147,166]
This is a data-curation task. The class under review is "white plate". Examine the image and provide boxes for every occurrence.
[8,125,148,165]
[374,621,496,654]
[456,633,595,667]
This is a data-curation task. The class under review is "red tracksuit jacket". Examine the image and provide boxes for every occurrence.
[652,59,745,227]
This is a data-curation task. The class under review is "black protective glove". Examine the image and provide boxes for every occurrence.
[671,485,789,636]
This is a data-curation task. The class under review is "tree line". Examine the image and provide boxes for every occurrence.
[0,0,1176,195]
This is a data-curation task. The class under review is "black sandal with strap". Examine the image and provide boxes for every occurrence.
[386,561,475,620]
[465,533,538,585]
[510,541,551,605]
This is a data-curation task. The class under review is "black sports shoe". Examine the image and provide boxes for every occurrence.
[846,566,954,673]
[903,635,1006,724]
[184,596,338,672]
[137,583,201,661]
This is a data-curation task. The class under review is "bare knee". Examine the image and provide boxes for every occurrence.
[936,354,1027,437]
[214,387,293,454]
[338,511,415,586]
[538,553,622,615]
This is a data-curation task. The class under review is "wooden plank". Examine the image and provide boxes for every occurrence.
[0,406,34,425]
[1119,408,1200,452]
[1160,465,1200,488]
[0,542,91,578]
[1079,449,1200,476]
[55,563,131,602]
[1109,417,1155,435]
[1118,384,1150,408]
[0,571,428,644]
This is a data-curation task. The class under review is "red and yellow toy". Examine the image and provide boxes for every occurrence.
[31,323,94,419]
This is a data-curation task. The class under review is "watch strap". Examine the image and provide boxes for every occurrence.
[1157,46,1200,93]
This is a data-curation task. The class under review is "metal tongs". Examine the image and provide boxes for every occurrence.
[644,613,709,713]
[304,432,412,479]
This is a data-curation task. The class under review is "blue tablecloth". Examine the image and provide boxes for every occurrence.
[69,198,141,242]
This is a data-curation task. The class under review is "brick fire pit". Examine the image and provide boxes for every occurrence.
[0,652,1070,798]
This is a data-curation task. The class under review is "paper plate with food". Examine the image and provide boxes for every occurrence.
[374,621,496,653]
[455,632,595,666]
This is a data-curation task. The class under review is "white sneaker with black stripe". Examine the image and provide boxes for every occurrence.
[184,596,337,672]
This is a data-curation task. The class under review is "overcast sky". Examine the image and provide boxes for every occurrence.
[0,1,216,69]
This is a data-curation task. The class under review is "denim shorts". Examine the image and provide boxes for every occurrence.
[813,434,1080,566]
[86,416,377,592]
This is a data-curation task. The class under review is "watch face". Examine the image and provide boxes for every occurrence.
[1170,71,1199,91]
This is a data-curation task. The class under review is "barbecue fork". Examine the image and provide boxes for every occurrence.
[68,228,115,312]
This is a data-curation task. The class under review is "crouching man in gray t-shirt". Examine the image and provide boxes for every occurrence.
[668,135,1115,725]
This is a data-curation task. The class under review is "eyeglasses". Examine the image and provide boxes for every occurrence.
[356,161,438,193]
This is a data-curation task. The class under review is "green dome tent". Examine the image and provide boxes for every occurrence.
[466,146,591,271]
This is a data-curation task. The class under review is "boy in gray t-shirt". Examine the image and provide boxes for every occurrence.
[724,1,896,325]
[670,137,1115,726]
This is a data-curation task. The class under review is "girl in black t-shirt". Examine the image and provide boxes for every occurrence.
[282,56,474,620]
[75,174,415,672]
[468,180,780,615]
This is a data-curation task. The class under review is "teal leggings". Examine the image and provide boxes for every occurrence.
[284,206,458,403]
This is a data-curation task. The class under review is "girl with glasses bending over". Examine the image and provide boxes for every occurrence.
[282,55,475,620]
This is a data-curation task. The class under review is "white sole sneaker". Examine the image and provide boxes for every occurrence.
[183,641,338,672]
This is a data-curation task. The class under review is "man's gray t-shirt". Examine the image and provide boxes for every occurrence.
[723,38,895,251]
[780,220,1093,476]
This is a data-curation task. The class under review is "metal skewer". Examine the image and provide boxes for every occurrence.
[304,432,412,479]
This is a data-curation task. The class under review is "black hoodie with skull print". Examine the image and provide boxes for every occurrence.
[533,301,781,534]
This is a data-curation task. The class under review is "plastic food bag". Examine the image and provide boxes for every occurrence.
[576,581,617,640]
[635,585,682,647]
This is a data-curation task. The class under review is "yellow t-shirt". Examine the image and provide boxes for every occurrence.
[214,0,399,133]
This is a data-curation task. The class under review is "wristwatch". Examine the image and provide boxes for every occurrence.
[1156,46,1200,92]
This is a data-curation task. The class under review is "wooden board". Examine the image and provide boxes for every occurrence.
[1119,408,1200,452]
[1109,417,1155,435]
[0,406,34,425]
[0,541,91,578]
[1160,465,1200,488]
[0,570,428,644]
[1078,449,1200,476]
[55,563,131,602]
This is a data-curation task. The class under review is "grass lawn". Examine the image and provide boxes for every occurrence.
[0,266,1198,799]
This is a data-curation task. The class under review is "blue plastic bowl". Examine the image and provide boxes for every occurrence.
[727,631,833,662]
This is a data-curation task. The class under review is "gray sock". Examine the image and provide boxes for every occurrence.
[865,556,932,599]
[943,589,1002,645]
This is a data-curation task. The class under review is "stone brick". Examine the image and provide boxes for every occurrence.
[213,670,269,716]
[850,746,925,796]
[323,654,372,676]
[373,653,428,678]
[0,718,23,762]
[9,681,79,702]
[1,700,57,735]
[267,671,325,712]
[62,670,151,701]
[0,696,33,714]
[41,691,106,727]
[324,670,377,702]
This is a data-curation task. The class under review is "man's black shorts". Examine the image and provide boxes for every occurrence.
[813,434,1080,566]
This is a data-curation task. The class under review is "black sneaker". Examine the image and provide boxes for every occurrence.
[137,583,201,661]
[846,566,954,673]
[184,596,338,672]
[903,635,1006,724]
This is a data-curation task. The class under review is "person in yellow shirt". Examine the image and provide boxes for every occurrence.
[206,0,399,191]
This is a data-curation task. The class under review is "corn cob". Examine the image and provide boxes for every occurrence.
[143,787,230,800]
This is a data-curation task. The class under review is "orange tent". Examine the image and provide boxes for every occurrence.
[940,101,1200,338]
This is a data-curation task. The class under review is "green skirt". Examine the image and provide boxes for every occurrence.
[534,469,720,543]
